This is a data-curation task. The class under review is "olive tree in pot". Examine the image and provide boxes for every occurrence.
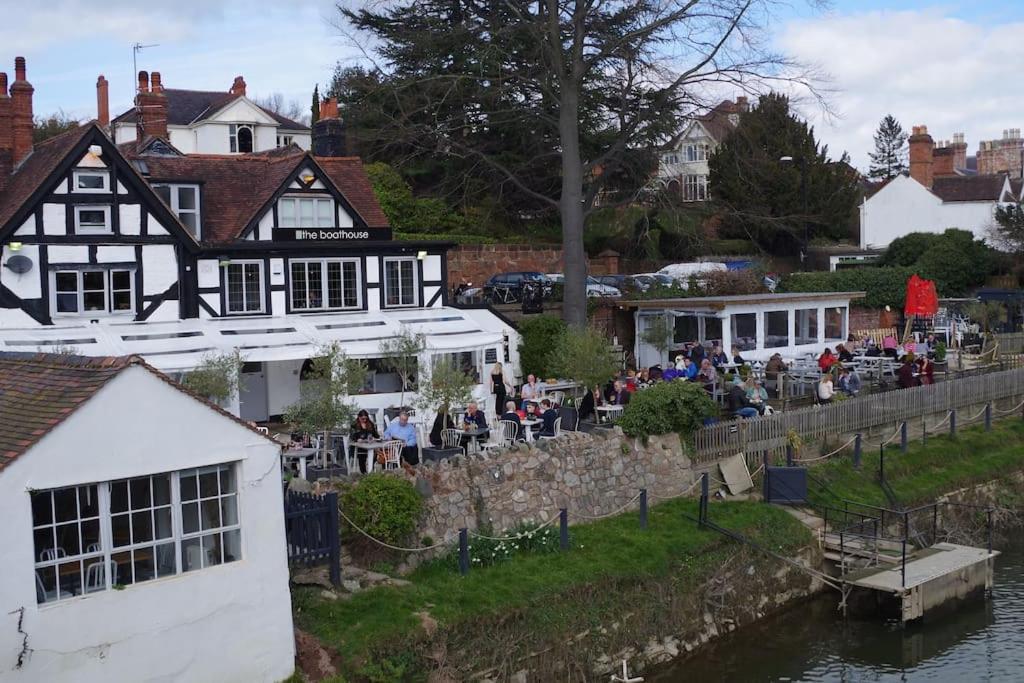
[549,326,620,430]
[379,327,426,419]
[639,314,672,367]
[181,350,245,408]
[414,356,475,455]
[284,343,368,467]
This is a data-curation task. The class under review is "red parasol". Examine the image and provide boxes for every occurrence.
[904,274,939,316]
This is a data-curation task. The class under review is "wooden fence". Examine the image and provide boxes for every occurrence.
[283,490,340,586]
[693,366,1024,464]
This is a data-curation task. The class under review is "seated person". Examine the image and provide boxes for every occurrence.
[727,383,759,418]
[578,385,603,421]
[924,333,938,359]
[648,365,663,381]
[538,398,559,436]
[428,409,455,448]
[609,379,631,406]
[837,366,861,397]
[917,356,935,385]
[836,343,854,363]
[764,353,787,392]
[350,409,380,473]
[688,342,706,364]
[818,348,837,372]
[817,374,835,404]
[744,377,769,415]
[382,410,418,465]
[461,401,490,450]
[697,358,717,393]
[863,338,881,357]
[882,334,899,359]
[731,346,746,365]
[500,400,525,441]
[624,369,638,392]
[682,357,699,381]
[636,368,652,389]
[897,358,918,389]
[710,345,729,368]
[520,374,543,408]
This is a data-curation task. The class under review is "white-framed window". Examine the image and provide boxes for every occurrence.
[51,268,134,316]
[278,196,335,228]
[825,306,847,341]
[276,135,294,148]
[383,257,418,308]
[224,261,265,314]
[74,205,112,234]
[73,170,109,193]
[229,124,254,153]
[153,184,201,239]
[684,143,709,162]
[795,308,818,345]
[290,258,361,311]
[31,463,241,604]
[683,174,708,202]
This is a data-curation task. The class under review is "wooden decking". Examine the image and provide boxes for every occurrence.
[842,543,998,594]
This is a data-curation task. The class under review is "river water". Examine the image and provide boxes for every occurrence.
[649,545,1024,682]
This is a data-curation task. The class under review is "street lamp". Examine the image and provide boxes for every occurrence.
[779,155,809,265]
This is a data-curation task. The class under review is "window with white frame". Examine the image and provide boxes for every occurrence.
[278,196,335,228]
[224,261,264,314]
[229,124,254,153]
[825,306,847,341]
[51,268,134,316]
[383,257,418,307]
[795,308,818,345]
[153,184,201,238]
[276,135,294,148]
[74,205,112,234]
[290,258,360,311]
[683,174,708,202]
[31,463,241,604]
[73,170,109,193]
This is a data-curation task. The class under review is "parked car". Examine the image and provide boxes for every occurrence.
[483,272,553,303]
[593,274,649,293]
[546,274,622,298]
[633,273,676,290]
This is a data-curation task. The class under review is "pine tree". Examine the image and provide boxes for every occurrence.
[310,84,321,125]
[868,115,908,181]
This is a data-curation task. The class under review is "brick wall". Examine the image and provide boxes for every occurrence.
[447,244,618,288]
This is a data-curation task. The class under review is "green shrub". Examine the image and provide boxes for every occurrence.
[394,231,501,245]
[777,266,914,309]
[341,475,423,546]
[617,380,717,439]
[517,315,568,379]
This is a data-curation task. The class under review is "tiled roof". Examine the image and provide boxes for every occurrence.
[698,100,743,143]
[111,88,309,131]
[931,175,1007,202]
[0,124,93,231]
[0,352,275,469]
[126,148,389,243]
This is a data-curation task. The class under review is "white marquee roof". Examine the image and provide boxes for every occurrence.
[0,307,510,372]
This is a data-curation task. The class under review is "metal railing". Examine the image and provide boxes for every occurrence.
[694,366,1024,463]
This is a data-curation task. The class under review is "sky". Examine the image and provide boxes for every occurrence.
[2,0,1023,171]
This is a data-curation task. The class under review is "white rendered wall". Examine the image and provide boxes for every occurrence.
[860,176,997,249]
[0,367,294,683]
[0,244,41,300]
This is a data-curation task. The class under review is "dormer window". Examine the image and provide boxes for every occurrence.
[278,196,335,228]
[153,184,201,239]
[73,170,109,193]
[229,124,254,153]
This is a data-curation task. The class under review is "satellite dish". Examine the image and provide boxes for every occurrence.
[4,254,33,274]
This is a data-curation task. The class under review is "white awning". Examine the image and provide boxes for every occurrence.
[0,307,512,372]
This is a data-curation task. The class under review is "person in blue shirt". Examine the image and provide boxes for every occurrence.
[683,357,699,381]
[383,410,419,465]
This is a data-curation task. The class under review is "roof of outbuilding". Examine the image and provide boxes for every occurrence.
[0,352,275,469]
[930,175,1007,202]
[111,88,309,131]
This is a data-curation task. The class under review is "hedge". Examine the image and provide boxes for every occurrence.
[777,266,915,309]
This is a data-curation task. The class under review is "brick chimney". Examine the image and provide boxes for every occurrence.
[0,72,10,194]
[933,142,955,178]
[312,97,346,157]
[135,70,168,141]
[96,75,109,128]
[951,132,967,171]
[908,125,934,189]
[230,76,246,97]
[735,95,749,111]
[9,56,34,166]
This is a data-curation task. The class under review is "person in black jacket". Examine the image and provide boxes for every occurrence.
[578,385,603,422]
[429,409,455,448]
[539,399,559,437]
[349,410,380,473]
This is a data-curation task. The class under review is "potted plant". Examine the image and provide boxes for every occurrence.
[933,341,947,372]
[180,349,245,408]
[379,327,426,418]
[639,314,672,367]
[415,357,475,461]
[549,326,620,431]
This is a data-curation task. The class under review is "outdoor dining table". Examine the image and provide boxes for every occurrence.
[522,418,542,442]
[461,427,490,453]
[281,447,318,480]
[350,439,388,473]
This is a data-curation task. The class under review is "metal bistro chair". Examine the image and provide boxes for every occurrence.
[440,428,463,450]
[379,440,404,471]
[547,390,566,406]
[539,416,563,441]
[85,559,118,594]
[483,420,520,451]
[603,405,624,424]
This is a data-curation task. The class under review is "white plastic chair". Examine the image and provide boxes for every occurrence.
[539,417,563,441]
[603,405,624,423]
[379,440,404,470]
[483,420,520,450]
[85,560,118,593]
[35,571,72,603]
[440,428,463,449]
[547,390,565,406]
[256,426,269,435]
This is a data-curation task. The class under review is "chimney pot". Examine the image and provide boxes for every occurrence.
[230,76,247,97]
[9,57,33,165]
[0,71,10,174]
[14,57,25,82]
[150,72,163,93]
[96,75,110,128]
[138,70,149,93]
[136,70,167,142]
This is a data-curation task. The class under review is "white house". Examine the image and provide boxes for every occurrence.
[656,98,747,201]
[627,291,864,367]
[0,58,519,425]
[859,125,1023,250]
[0,352,294,683]
[108,72,310,154]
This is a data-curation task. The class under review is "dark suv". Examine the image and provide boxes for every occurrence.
[483,272,552,303]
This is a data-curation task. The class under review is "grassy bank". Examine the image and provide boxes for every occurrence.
[293,497,810,678]
[811,417,1024,508]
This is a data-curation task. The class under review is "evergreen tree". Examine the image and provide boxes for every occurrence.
[708,93,860,255]
[310,84,321,125]
[868,114,908,181]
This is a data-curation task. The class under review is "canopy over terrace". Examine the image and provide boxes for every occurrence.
[621,291,866,366]
[0,306,517,420]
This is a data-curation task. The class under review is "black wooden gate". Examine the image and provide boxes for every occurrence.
[283,490,340,586]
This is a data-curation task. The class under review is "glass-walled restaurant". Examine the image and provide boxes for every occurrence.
[631,292,865,367]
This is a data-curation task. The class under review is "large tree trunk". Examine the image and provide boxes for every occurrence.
[558,85,588,329]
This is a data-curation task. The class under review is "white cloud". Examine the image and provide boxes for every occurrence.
[779,8,1024,171]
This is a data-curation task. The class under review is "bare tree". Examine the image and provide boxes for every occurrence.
[339,0,826,327]
[252,92,310,126]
